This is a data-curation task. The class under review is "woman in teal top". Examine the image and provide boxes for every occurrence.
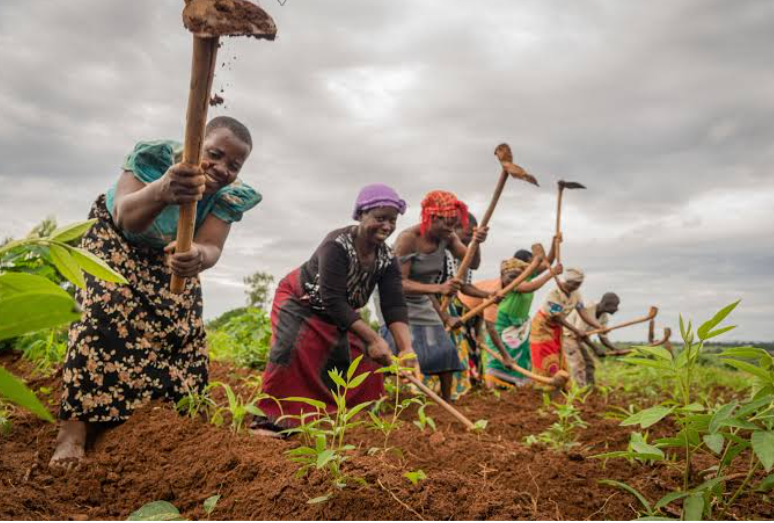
[51,116,261,466]
[485,248,560,388]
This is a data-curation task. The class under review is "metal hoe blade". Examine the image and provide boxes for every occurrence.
[558,180,586,190]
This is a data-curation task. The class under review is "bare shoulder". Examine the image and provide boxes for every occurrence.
[393,226,419,255]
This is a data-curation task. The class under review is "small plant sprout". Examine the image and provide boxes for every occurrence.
[176,383,216,420]
[404,469,428,486]
[472,419,489,433]
[413,399,436,433]
[209,382,267,434]
[370,353,424,448]
[203,495,221,518]
[280,355,373,494]
[525,385,588,451]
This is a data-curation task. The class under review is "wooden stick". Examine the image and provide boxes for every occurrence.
[555,185,564,264]
[403,375,475,430]
[449,243,545,329]
[439,170,508,311]
[585,307,659,337]
[170,36,220,294]
[479,344,567,388]
[439,143,538,311]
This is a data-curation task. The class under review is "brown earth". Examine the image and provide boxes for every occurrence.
[0,351,771,521]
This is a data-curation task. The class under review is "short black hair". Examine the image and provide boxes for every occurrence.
[513,249,533,262]
[467,212,478,227]
[205,116,252,149]
[601,292,620,304]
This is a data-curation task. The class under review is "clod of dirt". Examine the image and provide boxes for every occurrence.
[209,93,225,107]
[183,0,278,39]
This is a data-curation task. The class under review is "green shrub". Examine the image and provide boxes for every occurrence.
[207,307,272,369]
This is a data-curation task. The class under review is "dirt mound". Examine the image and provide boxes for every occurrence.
[182,0,277,39]
[0,352,770,520]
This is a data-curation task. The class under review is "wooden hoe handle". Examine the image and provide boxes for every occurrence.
[479,344,567,388]
[585,306,659,337]
[449,243,545,329]
[171,36,220,294]
[404,374,475,430]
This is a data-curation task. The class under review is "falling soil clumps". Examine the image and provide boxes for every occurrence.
[0,351,769,521]
[182,0,277,39]
[209,93,225,107]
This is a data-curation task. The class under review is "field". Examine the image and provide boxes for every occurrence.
[1,348,773,521]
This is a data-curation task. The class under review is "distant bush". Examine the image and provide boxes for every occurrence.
[207,307,272,370]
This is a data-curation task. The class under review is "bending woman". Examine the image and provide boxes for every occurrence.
[379,190,488,402]
[52,116,261,465]
[258,184,416,429]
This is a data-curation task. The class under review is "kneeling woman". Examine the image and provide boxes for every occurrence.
[52,117,261,464]
[258,184,415,429]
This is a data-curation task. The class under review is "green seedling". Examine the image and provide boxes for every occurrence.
[209,382,267,434]
[280,355,372,494]
[413,400,436,433]
[176,383,216,421]
[404,469,427,486]
[525,385,588,451]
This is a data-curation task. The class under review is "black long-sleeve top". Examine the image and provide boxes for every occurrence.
[300,226,408,331]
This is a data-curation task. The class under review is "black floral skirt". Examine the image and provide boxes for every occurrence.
[59,195,208,423]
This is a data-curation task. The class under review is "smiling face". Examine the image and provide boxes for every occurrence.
[201,127,252,194]
[359,206,399,246]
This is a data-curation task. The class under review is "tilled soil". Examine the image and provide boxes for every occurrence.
[0,352,770,520]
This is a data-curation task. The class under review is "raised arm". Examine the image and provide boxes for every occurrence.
[514,263,563,293]
[447,226,488,270]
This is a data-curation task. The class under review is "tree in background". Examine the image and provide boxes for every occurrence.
[244,270,274,310]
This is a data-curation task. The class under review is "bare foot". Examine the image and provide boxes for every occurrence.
[49,420,87,468]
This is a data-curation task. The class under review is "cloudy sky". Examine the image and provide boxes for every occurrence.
[1,0,772,340]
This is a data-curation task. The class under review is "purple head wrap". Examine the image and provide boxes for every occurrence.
[352,183,407,220]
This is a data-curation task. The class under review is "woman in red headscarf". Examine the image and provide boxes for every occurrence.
[375,190,488,402]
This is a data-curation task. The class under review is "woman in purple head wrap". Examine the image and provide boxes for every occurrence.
[256,184,415,433]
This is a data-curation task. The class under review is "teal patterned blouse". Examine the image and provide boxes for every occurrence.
[105,140,261,249]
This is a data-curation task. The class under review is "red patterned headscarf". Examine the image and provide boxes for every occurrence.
[420,190,469,237]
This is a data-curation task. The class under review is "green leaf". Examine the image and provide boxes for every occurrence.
[472,419,488,432]
[327,370,346,389]
[721,359,771,381]
[697,300,740,341]
[599,480,652,515]
[735,395,773,418]
[348,371,370,389]
[683,492,704,521]
[316,449,335,469]
[709,402,737,434]
[720,443,749,469]
[244,404,264,417]
[0,273,81,341]
[347,355,364,381]
[127,500,183,521]
[343,401,372,422]
[49,244,85,288]
[751,431,774,472]
[756,473,774,493]
[632,346,674,361]
[621,357,673,372]
[720,347,771,360]
[654,491,689,510]
[282,396,327,410]
[403,469,427,486]
[703,325,737,341]
[49,219,96,243]
[703,433,725,455]
[0,367,54,422]
[68,247,128,284]
[203,495,221,516]
[718,417,760,431]
[622,406,674,429]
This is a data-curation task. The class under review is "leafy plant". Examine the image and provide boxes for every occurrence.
[127,500,183,521]
[15,328,68,375]
[0,220,126,422]
[203,495,221,518]
[603,301,774,519]
[0,400,13,436]
[209,382,268,434]
[413,400,436,433]
[280,355,373,493]
[176,384,216,421]
[206,308,272,370]
[525,385,588,451]
[369,353,422,449]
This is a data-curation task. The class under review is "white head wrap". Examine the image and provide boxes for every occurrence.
[563,267,585,285]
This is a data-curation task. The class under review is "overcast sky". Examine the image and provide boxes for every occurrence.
[1,0,772,340]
